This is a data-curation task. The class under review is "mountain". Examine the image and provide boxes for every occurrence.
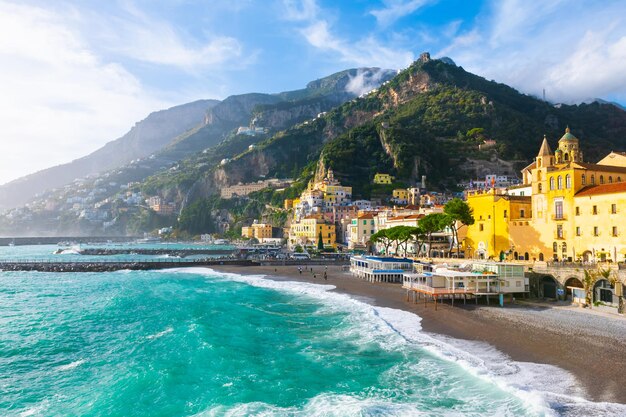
[187,53,626,207]
[0,100,218,210]
[0,67,396,235]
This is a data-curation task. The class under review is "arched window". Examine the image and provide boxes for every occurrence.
[524,252,529,260]
[591,175,595,185]
[609,176,613,183]
[557,176,562,189]
[565,174,571,189]
[562,242,567,254]
[582,174,586,185]
[564,153,569,161]
[553,242,558,253]
[550,177,555,190]
[600,175,604,184]
[539,253,544,261]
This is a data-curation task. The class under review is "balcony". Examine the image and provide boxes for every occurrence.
[551,214,566,221]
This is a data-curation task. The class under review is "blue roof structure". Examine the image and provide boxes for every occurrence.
[363,256,413,263]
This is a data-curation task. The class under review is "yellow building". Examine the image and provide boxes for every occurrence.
[392,188,409,202]
[464,190,532,260]
[288,215,336,248]
[466,127,626,262]
[373,173,394,184]
[241,222,273,240]
[573,182,626,262]
[284,199,294,210]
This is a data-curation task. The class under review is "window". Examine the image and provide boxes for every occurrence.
[613,226,618,237]
[609,176,613,183]
[591,175,595,185]
[538,183,543,192]
[550,177,555,190]
[553,242,558,252]
[504,210,507,218]
[363,220,366,225]
[576,227,581,236]
[593,205,598,215]
[619,177,622,182]
[557,176,562,189]
[594,226,599,236]
[566,174,571,189]
[611,204,617,214]
[600,175,604,184]
[554,200,563,219]
[520,209,525,218]
[479,224,484,231]
[556,225,564,239]
[575,206,580,216]
[582,174,586,185]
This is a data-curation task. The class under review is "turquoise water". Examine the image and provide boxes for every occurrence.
[0,243,233,263]
[0,265,620,416]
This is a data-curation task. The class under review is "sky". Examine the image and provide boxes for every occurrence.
[1,0,626,185]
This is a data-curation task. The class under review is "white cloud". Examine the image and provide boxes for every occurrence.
[0,1,168,185]
[439,0,626,104]
[282,0,318,21]
[370,0,431,27]
[301,20,414,68]
[94,4,245,71]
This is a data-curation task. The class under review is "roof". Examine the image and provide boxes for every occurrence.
[559,126,579,142]
[537,136,552,156]
[575,181,626,197]
[522,161,536,172]
[358,213,375,219]
[363,256,413,263]
[388,214,424,221]
[573,162,626,174]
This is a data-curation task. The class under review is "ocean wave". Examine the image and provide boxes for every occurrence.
[146,326,174,340]
[171,267,626,417]
[56,359,85,371]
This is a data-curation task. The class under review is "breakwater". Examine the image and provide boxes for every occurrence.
[0,259,258,273]
[75,248,235,257]
[0,236,140,246]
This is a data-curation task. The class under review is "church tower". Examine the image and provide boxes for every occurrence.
[555,126,583,163]
[536,135,553,169]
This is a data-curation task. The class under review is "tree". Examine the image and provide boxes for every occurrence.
[410,225,426,257]
[370,229,392,254]
[444,198,475,257]
[317,231,324,250]
[419,213,450,257]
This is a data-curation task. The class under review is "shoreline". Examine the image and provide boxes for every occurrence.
[211,264,626,405]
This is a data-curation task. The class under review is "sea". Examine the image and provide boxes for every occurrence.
[0,244,624,416]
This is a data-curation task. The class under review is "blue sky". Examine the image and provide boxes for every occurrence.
[1,0,626,184]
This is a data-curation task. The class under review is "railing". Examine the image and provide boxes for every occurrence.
[402,281,497,294]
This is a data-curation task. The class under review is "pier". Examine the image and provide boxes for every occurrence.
[0,259,258,273]
[75,248,235,257]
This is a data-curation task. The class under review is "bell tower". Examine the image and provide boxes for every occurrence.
[557,126,583,163]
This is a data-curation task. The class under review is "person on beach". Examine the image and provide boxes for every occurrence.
[298,267,302,275]
[313,273,317,279]
[324,271,327,280]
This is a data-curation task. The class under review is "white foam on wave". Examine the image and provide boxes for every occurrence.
[146,326,173,340]
[168,267,626,416]
[56,359,85,371]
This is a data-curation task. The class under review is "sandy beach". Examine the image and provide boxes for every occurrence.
[212,264,626,404]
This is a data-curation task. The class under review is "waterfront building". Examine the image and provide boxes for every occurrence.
[350,255,413,282]
[288,215,336,249]
[465,127,626,262]
[349,213,377,249]
[402,262,527,306]
[241,221,273,241]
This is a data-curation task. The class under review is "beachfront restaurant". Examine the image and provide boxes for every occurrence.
[403,268,503,296]
[350,255,413,283]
